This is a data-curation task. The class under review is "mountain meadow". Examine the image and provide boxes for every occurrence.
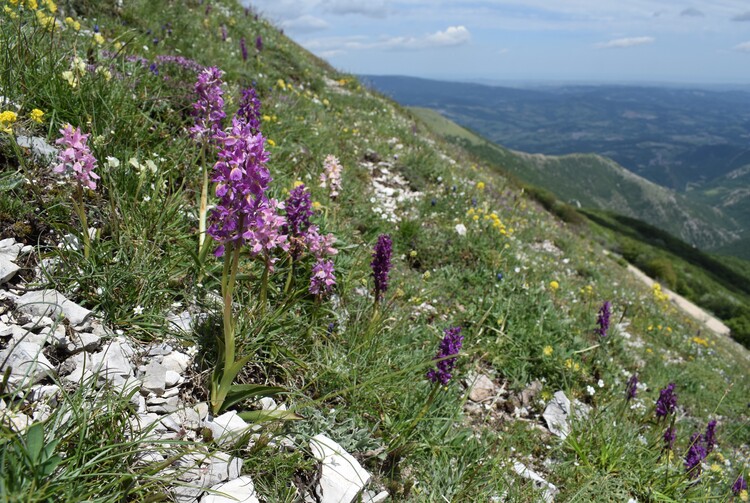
[1,1,749,502]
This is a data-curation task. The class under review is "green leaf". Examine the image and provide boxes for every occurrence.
[238,409,303,423]
[222,384,285,410]
[0,172,24,192]
[25,423,44,464]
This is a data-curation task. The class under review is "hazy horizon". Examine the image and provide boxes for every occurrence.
[244,0,750,85]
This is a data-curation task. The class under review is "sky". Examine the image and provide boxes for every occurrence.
[242,0,750,84]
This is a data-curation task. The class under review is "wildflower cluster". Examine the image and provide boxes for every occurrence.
[655,383,677,418]
[0,110,17,134]
[465,207,514,236]
[426,326,464,385]
[190,66,226,140]
[596,301,611,337]
[53,124,99,190]
[625,374,638,401]
[652,282,670,306]
[371,234,393,301]
[206,117,284,259]
[683,421,717,479]
[319,154,343,199]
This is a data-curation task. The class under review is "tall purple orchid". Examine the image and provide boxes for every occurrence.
[596,301,611,337]
[190,66,226,140]
[426,327,464,385]
[371,234,392,302]
[655,383,677,419]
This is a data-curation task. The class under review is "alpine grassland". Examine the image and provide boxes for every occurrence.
[0,1,748,502]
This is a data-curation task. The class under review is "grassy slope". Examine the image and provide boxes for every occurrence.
[410,107,740,251]
[1,2,749,502]
[411,107,750,348]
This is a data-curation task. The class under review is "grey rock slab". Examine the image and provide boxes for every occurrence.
[165,370,182,388]
[202,476,259,503]
[167,310,194,334]
[0,238,23,262]
[310,434,371,503]
[201,452,243,488]
[60,331,101,354]
[511,461,558,503]
[466,373,497,403]
[142,361,168,396]
[16,135,57,164]
[15,289,91,326]
[64,339,134,383]
[0,257,20,284]
[162,351,192,374]
[543,391,571,440]
[148,342,173,356]
[203,411,250,445]
[173,484,204,503]
[0,341,54,386]
[259,397,286,411]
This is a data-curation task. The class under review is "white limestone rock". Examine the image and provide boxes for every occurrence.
[142,361,168,396]
[0,257,19,284]
[202,476,260,503]
[310,434,371,503]
[203,411,249,445]
[0,341,54,386]
[466,373,497,403]
[511,461,558,503]
[543,391,571,440]
[15,289,92,326]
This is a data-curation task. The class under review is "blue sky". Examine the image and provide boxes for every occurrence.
[243,0,750,84]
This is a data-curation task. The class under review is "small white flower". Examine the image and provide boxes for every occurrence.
[455,223,467,236]
[143,195,151,202]
[106,156,120,169]
[598,379,605,388]
[637,435,647,445]
[133,305,144,315]
[586,385,596,396]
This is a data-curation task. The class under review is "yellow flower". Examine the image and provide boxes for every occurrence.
[95,66,112,81]
[312,201,322,211]
[262,114,271,122]
[293,180,304,188]
[27,0,38,9]
[709,463,722,473]
[409,250,417,258]
[4,6,18,19]
[692,336,709,348]
[29,109,44,123]
[276,79,286,90]
[0,110,18,133]
[543,345,553,356]
[422,271,431,280]
[61,70,76,87]
[266,138,276,147]
[740,490,748,503]
[93,33,105,45]
[42,0,56,12]
[549,280,560,291]
[476,181,485,190]
[64,16,77,29]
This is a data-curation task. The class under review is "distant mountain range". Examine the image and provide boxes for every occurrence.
[364,75,750,256]
[364,75,750,191]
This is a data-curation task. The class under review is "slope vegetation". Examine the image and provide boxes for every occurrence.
[0,2,748,502]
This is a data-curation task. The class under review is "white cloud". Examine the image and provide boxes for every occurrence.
[280,15,330,33]
[322,0,389,18]
[680,8,704,17]
[305,26,471,54]
[733,41,750,52]
[732,11,750,21]
[596,36,655,49]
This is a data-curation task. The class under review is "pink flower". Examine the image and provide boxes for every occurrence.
[54,124,100,190]
[319,154,342,199]
[310,259,336,296]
